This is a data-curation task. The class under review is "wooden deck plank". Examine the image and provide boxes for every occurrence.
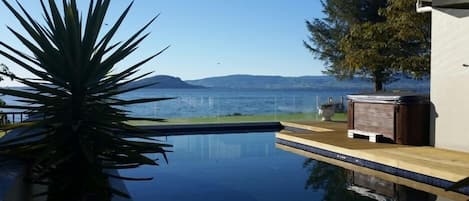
[277,121,469,183]
[280,121,335,132]
[276,144,469,201]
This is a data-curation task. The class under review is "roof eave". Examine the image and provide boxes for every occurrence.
[432,0,469,9]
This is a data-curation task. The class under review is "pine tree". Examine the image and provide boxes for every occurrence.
[384,0,431,79]
[305,0,430,91]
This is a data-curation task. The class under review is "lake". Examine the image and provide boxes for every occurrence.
[0,87,430,119]
[119,88,359,118]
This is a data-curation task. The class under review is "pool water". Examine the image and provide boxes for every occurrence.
[119,133,442,201]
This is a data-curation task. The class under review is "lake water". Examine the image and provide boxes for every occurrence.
[0,87,429,119]
[120,88,359,118]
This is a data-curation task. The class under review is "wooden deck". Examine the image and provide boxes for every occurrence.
[277,121,469,195]
[276,144,469,201]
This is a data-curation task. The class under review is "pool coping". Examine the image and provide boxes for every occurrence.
[138,121,283,136]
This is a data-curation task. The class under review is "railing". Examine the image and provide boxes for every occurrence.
[126,95,348,124]
[0,95,348,125]
[0,112,31,125]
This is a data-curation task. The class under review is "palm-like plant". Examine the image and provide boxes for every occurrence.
[0,0,171,200]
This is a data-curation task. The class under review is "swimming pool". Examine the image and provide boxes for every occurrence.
[119,132,447,201]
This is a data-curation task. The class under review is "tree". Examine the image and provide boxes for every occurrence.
[384,0,431,79]
[303,159,374,201]
[304,0,385,82]
[340,20,398,91]
[305,0,430,91]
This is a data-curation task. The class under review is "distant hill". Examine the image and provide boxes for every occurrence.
[186,74,429,90]
[127,75,204,89]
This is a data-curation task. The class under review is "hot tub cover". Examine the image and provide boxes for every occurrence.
[347,92,430,104]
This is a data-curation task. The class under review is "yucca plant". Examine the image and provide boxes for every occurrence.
[0,0,171,200]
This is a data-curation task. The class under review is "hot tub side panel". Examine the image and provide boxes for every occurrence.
[352,102,395,140]
[395,103,430,146]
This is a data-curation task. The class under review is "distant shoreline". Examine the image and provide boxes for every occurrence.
[0,74,430,91]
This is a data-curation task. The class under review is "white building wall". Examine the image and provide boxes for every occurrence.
[432,9,469,152]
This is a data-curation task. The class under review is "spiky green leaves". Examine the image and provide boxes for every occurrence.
[0,0,172,200]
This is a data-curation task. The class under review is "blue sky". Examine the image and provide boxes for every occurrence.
[0,0,325,86]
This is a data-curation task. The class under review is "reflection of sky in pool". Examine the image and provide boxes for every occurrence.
[0,132,453,200]
[118,133,441,201]
[120,133,322,201]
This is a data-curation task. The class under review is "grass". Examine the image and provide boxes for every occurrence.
[0,113,347,136]
[128,112,347,126]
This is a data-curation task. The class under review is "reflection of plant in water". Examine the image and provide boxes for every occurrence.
[0,0,171,200]
[0,160,20,182]
[303,159,373,201]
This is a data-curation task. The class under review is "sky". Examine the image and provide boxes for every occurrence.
[0,0,326,86]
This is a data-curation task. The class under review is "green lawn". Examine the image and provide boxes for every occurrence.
[128,112,347,126]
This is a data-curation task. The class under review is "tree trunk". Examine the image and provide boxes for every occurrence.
[374,80,383,92]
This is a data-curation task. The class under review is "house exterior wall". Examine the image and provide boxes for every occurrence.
[431,8,469,152]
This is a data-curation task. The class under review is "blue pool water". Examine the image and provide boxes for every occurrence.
[119,133,442,201]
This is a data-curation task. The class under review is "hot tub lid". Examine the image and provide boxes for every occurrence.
[347,92,429,104]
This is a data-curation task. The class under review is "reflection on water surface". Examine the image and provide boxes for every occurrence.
[1,133,465,201]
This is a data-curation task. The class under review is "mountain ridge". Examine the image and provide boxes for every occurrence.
[186,74,430,90]
[126,75,204,89]
[126,74,429,90]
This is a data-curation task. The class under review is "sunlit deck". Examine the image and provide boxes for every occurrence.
[277,121,469,196]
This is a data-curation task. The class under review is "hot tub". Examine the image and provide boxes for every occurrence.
[347,93,430,145]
